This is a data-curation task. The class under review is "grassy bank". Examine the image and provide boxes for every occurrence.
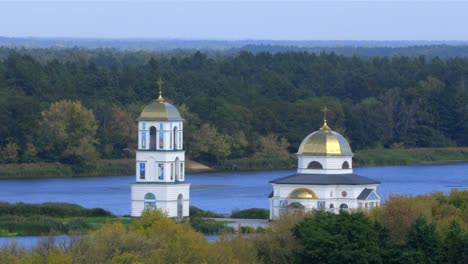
[0,159,213,179]
[354,147,468,166]
[0,204,241,236]
[1,147,468,179]
[0,159,134,179]
[0,202,120,236]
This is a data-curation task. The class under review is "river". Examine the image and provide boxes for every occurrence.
[0,163,466,215]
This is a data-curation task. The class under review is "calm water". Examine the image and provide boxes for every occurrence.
[0,164,466,215]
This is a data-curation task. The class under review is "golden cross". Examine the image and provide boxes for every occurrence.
[321,106,329,121]
[157,78,165,103]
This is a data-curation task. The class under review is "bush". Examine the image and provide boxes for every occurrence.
[190,218,234,234]
[189,206,224,218]
[231,208,269,219]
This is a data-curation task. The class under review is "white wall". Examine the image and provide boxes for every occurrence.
[138,121,184,150]
[135,150,185,183]
[297,155,353,174]
[269,183,380,220]
[131,183,190,217]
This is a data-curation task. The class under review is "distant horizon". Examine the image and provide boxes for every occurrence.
[1,1,467,41]
[2,36,468,42]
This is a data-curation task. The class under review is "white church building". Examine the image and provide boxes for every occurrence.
[131,80,190,220]
[269,110,381,220]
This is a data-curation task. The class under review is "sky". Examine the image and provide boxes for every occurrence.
[0,0,467,40]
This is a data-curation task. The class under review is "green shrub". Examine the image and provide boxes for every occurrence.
[231,208,269,219]
[190,206,224,218]
[240,226,255,234]
[190,218,234,234]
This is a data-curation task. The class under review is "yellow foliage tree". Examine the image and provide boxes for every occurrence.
[38,100,98,171]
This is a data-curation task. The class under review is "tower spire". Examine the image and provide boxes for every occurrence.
[157,78,165,103]
[320,106,331,132]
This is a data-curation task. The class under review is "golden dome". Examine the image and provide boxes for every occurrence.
[288,188,318,199]
[297,120,353,156]
[137,101,184,122]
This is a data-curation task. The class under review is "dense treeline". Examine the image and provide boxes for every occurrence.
[0,190,466,263]
[0,47,467,169]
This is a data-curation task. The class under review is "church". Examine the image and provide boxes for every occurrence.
[269,108,381,220]
[131,80,190,220]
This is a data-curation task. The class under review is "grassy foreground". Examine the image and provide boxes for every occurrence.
[0,203,259,237]
[0,191,466,263]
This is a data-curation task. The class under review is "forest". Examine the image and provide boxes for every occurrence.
[0,47,467,171]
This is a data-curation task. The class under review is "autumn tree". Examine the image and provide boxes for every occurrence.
[98,105,136,158]
[37,100,98,171]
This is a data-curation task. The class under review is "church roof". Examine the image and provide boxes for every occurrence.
[357,188,381,200]
[270,173,380,185]
[138,79,184,122]
[297,120,353,157]
[138,101,184,122]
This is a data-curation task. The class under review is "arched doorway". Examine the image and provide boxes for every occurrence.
[144,193,156,209]
[339,203,349,212]
[149,126,157,150]
[177,194,183,221]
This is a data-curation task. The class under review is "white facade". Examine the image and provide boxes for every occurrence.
[269,120,381,220]
[269,183,381,220]
[297,155,353,174]
[131,103,190,219]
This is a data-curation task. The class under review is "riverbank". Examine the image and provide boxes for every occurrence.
[0,203,266,237]
[353,147,468,166]
[0,202,124,236]
[0,159,213,179]
[1,147,467,179]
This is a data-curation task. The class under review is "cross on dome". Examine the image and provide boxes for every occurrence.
[320,105,331,132]
[157,78,165,103]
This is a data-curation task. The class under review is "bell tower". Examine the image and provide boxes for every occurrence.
[131,79,190,220]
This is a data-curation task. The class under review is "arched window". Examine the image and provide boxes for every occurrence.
[175,157,180,181]
[144,193,156,208]
[307,161,323,169]
[342,161,350,169]
[329,203,334,208]
[149,126,157,150]
[173,127,178,149]
[180,163,184,180]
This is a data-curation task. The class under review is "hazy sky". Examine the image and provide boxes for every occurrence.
[1,1,467,40]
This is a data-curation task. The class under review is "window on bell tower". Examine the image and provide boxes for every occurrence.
[159,133,164,149]
[149,126,156,150]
